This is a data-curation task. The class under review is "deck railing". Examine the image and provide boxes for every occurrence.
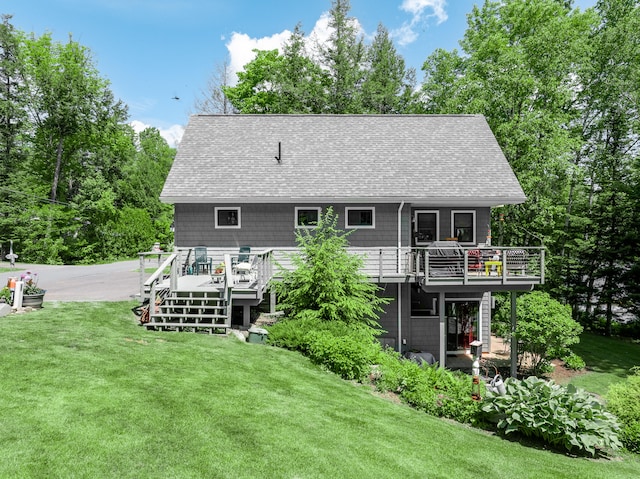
[140,245,544,299]
[269,245,544,285]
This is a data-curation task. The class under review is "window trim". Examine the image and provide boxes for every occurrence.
[413,210,439,245]
[345,207,375,229]
[214,206,241,229]
[295,207,321,229]
[451,210,476,244]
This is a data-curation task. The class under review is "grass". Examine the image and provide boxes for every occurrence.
[0,266,22,273]
[1,303,639,478]
[566,333,640,397]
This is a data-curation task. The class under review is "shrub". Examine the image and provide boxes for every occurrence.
[481,376,621,456]
[374,350,482,424]
[562,351,586,371]
[607,368,640,453]
[0,286,11,304]
[266,316,325,352]
[267,317,383,381]
[493,291,583,375]
[266,316,380,352]
[306,330,382,381]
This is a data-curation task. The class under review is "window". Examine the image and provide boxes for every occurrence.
[295,207,321,228]
[215,207,241,229]
[451,210,475,243]
[345,207,375,229]
[414,210,439,244]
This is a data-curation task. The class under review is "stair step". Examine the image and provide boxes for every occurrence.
[152,312,228,319]
[158,303,227,310]
[145,322,231,333]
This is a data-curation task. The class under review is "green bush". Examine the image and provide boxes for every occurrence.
[607,368,640,453]
[562,351,586,371]
[266,316,325,352]
[481,376,621,456]
[266,317,383,381]
[266,316,380,352]
[493,291,582,375]
[374,350,482,424]
[306,330,382,381]
[0,286,11,304]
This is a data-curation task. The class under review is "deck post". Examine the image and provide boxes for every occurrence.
[139,254,145,300]
[439,292,446,367]
[242,304,251,328]
[270,290,276,314]
[510,291,517,378]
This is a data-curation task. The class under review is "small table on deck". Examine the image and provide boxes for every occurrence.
[484,260,503,276]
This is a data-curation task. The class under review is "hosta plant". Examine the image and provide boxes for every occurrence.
[481,376,621,456]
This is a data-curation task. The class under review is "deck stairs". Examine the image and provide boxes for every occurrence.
[144,288,231,334]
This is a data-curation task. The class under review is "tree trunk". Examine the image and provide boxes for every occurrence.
[50,134,64,202]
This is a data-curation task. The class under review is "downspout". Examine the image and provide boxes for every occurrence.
[397,201,405,353]
[397,201,405,273]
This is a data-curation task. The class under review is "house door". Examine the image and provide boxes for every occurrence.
[445,300,480,354]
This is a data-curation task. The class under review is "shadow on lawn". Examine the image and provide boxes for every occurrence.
[573,333,640,379]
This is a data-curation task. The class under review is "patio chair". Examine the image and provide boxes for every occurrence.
[194,246,212,274]
[233,246,252,281]
[467,249,482,274]
[428,241,464,277]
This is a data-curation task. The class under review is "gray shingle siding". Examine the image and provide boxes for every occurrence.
[175,203,403,248]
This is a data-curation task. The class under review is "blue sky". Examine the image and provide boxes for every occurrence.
[6,0,596,146]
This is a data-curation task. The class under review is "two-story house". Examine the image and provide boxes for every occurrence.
[152,114,543,367]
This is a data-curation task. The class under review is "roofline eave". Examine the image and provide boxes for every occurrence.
[160,195,527,207]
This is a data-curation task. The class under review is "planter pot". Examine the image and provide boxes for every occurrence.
[22,292,45,308]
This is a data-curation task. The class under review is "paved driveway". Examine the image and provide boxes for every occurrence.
[0,259,150,302]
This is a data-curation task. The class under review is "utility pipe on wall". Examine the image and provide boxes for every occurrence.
[397,201,404,273]
[397,201,404,353]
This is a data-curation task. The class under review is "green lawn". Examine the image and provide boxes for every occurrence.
[1,303,638,478]
[566,333,640,397]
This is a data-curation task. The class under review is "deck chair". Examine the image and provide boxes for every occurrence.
[194,246,212,274]
[427,241,464,277]
[233,246,252,281]
[467,249,482,274]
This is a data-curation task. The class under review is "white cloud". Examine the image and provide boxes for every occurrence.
[130,120,184,148]
[226,11,369,80]
[394,0,448,46]
[226,30,292,84]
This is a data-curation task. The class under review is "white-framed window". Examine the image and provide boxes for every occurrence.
[215,207,241,229]
[345,207,375,229]
[414,210,439,244]
[451,210,475,244]
[295,207,321,228]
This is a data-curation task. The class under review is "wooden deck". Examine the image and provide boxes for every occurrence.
[138,245,544,332]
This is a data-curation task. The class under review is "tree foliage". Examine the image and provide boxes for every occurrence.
[272,207,391,327]
[222,1,418,115]
[421,0,640,332]
[494,291,583,374]
[0,19,174,264]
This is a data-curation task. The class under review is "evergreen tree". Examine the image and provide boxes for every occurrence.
[272,207,391,326]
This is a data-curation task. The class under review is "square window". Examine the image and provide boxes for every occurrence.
[414,210,439,244]
[345,207,375,228]
[452,211,475,243]
[215,207,241,229]
[295,207,321,228]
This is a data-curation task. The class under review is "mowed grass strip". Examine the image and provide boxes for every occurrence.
[0,302,638,478]
[568,333,640,396]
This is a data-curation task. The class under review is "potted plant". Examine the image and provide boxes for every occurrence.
[214,263,225,274]
[21,271,46,308]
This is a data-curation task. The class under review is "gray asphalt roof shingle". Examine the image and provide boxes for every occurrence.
[160,114,526,206]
